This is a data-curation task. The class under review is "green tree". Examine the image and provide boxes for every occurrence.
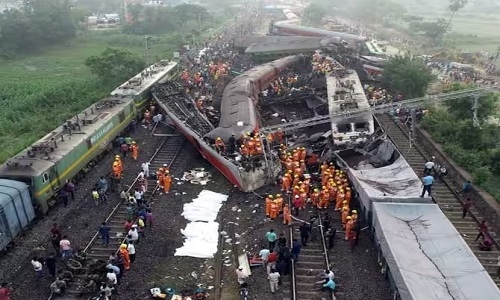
[122,4,210,35]
[448,0,468,28]
[412,18,449,45]
[85,48,145,84]
[0,0,77,56]
[382,54,435,98]
[302,3,326,27]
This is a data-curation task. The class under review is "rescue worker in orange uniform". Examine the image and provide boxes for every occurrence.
[240,145,249,156]
[246,138,255,155]
[130,141,139,160]
[119,244,131,270]
[282,204,292,226]
[115,155,123,170]
[285,159,293,172]
[345,187,352,206]
[215,137,225,154]
[275,194,283,212]
[310,188,320,207]
[335,189,345,211]
[299,189,307,209]
[112,161,121,179]
[281,174,291,193]
[294,164,302,177]
[157,168,164,188]
[269,200,279,220]
[319,188,330,209]
[292,174,300,187]
[303,177,311,194]
[321,172,330,187]
[265,195,273,217]
[351,210,358,230]
[345,216,354,240]
[144,110,151,125]
[163,171,172,193]
[292,185,300,199]
[299,147,306,161]
[341,205,350,229]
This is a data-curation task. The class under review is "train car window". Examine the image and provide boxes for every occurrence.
[119,111,125,122]
[42,173,49,183]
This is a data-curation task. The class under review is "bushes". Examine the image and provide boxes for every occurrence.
[421,106,500,200]
[0,78,113,163]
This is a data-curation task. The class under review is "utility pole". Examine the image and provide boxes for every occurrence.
[472,94,481,128]
[144,36,151,66]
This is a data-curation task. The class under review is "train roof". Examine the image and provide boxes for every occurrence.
[245,36,323,54]
[111,60,178,97]
[373,202,500,300]
[0,97,134,178]
[274,20,368,42]
[327,69,370,117]
[364,41,386,56]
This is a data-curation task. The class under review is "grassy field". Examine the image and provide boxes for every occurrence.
[407,8,500,52]
[0,30,192,163]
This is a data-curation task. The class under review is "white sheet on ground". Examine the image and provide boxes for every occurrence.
[174,190,228,258]
[372,203,500,300]
[181,190,228,222]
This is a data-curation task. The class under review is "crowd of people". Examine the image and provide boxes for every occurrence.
[312,52,345,75]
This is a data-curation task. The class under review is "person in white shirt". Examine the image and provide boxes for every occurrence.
[424,157,435,175]
[134,190,143,204]
[268,269,280,293]
[127,241,136,263]
[128,225,139,244]
[31,257,43,278]
[235,266,247,286]
[141,162,150,178]
[259,248,270,265]
[106,269,117,285]
[315,269,335,285]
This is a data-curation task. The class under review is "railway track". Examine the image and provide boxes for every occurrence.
[282,200,335,300]
[83,133,185,260]
[378,113,500,288]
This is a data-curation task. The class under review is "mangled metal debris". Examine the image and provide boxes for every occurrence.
[181,167,212,185]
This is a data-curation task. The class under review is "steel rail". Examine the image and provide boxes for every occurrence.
[318,216,336,300]
[288,194,298,300]
[385,117,500,250]
[83,137,176,253]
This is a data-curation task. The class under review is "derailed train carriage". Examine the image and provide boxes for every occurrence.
[153,55,305,191]
[0,60,179,252]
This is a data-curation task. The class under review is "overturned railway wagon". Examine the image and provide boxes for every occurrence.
[153,55,304,191]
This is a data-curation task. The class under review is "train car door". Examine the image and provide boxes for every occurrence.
[48,166,61,192]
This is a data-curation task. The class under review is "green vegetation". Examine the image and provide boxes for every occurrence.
[0,3,221,163]
[421,83,500,199]
[85,48,145,84]
[0,0,77,57]
[382,54,435,98]
[302,3,326,27]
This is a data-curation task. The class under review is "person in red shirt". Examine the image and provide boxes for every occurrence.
[474,220,488,242]
[0,282,11,300]
[267,250,278,274]
[462,198,473,218]
[50,223,62,253]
